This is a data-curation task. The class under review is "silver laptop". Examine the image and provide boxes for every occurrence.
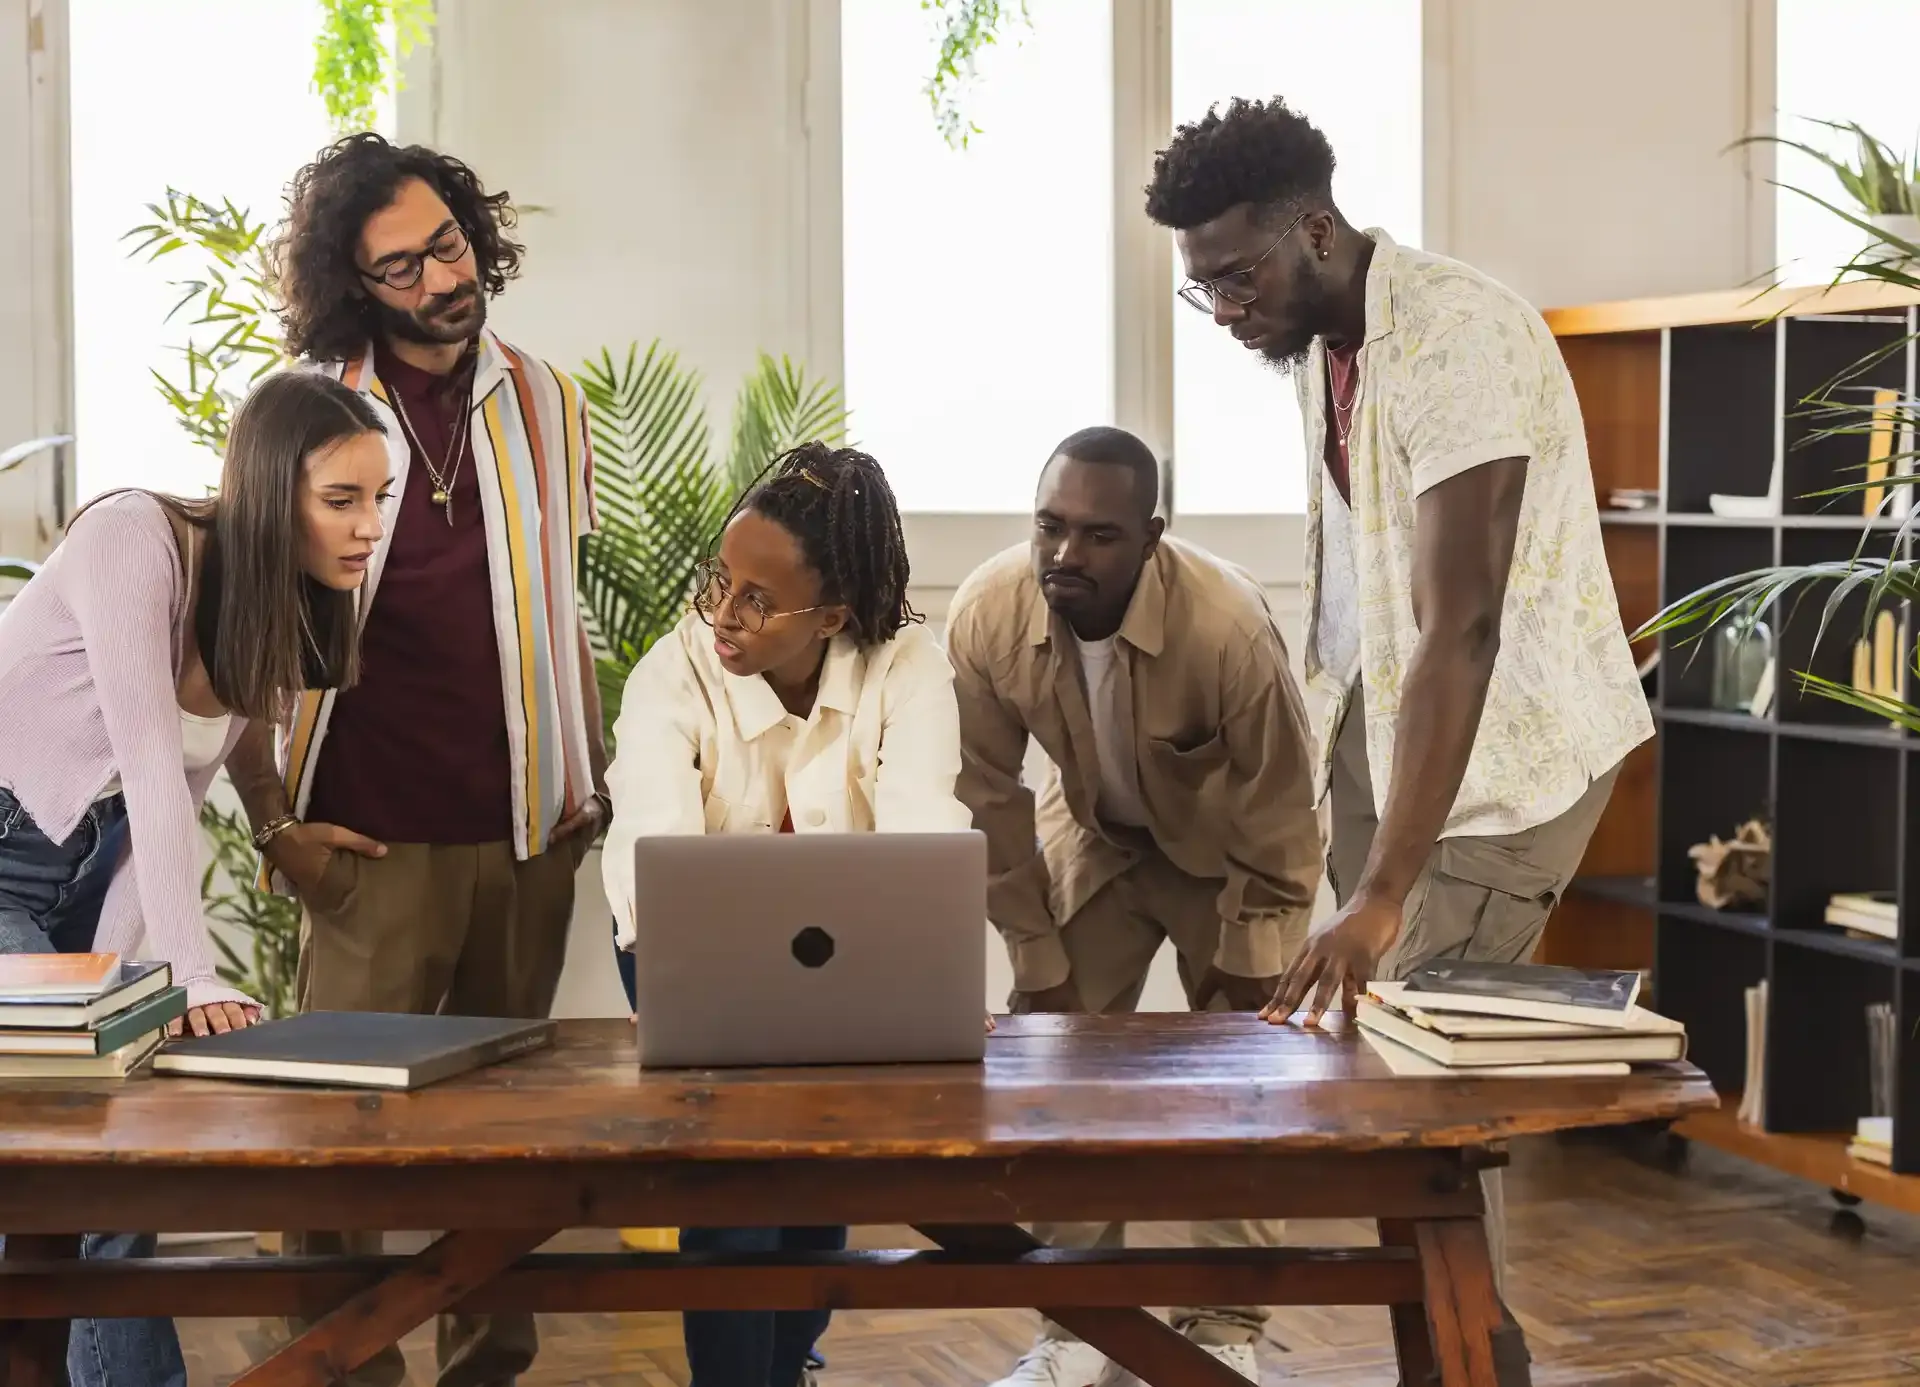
[631,831,988,1069]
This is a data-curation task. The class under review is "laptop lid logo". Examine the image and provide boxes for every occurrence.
[790,926,836,969]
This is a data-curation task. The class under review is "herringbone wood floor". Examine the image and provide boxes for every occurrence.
[175,1134,1920,1386]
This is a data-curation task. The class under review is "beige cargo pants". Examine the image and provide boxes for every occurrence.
[1326,694,1620,1290]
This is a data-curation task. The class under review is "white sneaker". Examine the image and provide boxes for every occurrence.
[1099,1343,1259,1387]
[987,1339,1112,1387]
[1201,1343,1259,1382]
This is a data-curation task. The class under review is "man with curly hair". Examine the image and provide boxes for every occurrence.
[1142,97,1653,1380]
[225,133,607,1387]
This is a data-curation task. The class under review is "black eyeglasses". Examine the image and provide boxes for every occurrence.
[690,559,829,635]
[1175,210,1307,314]
[359,223,470,291]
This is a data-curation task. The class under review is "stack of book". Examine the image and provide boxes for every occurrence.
[1605,487,1660,512]
[0,954,184,1079]
[1356,961,1687,1077]
[1851,1116,1892,1168]
[1826,891,1897,942]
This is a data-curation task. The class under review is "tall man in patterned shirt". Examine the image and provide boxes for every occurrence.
[226,134,607,1387]
[1145,96,1653,1375]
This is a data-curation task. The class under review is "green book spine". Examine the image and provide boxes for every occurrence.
[91,987,188,1054]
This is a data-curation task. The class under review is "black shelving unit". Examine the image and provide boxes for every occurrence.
[1553,287,1920,1203]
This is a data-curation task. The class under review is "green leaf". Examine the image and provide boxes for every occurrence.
[575,343,846,740]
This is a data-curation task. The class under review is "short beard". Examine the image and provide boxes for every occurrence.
[1260,343,1312,377]
[1256,251,1333,377]
[373,284,486,348]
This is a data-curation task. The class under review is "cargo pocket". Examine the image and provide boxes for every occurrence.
[1399,834,1562,971]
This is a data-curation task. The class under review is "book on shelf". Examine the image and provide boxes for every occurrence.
[0,952,122,1000]
[1866,1000,1896,1123]
[1394,960,1642,1028]
[153,1011,556,1091]
[1738,979,1768,1128]
[1358,985,1686,1071]
[1863,388,1898,517]
[1827,892,1898,941]
[1851,1115,1892,1167]
[1606,487,1660,511]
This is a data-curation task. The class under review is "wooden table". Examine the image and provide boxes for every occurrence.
[0,1013,1714,1387]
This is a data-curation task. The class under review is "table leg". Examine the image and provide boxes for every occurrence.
[1411,1217,1530,1387]
[915,1224,1256,1387]
[232,1228,552,1387]
[1379,1219,1437,1386]
[0,1235,76,1387]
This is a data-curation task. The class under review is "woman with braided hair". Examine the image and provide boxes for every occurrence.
[601,440,974,1387]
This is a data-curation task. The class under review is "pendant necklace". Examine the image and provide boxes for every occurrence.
[390,389,471,526]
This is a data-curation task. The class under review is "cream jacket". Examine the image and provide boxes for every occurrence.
[604,612,973,948]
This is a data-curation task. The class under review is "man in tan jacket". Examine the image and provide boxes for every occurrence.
[946,425,1322,1387]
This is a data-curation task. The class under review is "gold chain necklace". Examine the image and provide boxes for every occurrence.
[389,388,471,526]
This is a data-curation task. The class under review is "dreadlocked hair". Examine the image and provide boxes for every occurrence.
[727,441,919,646]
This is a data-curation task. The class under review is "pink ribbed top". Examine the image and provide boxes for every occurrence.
[0,493,251,1009]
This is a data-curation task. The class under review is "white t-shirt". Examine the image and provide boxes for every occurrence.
[1073,635,1149,828]
[1313,479,1362,691]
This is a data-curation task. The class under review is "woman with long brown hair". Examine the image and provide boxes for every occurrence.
[0,370,390,1387]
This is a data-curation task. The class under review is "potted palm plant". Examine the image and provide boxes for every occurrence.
[1645,134,1919,728]
[1736,118,1920,264]
[575,342,849,721]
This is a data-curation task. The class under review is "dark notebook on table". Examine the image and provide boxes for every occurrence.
[152,1012,556,1090]
[1398,959,1642,1028]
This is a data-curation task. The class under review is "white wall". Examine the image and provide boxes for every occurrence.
[401,0,840,405]
[1423,0,1775,304]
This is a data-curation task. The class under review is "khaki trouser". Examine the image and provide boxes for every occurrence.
[282,839,580,1387]
[1327,694,1620,1294]
[1018,849,1301,1348]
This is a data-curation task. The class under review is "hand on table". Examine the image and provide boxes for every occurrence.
[1012,977,1085,1015]
[1260,894,1402,1028]
[167,1001,262,1038]
[1192,966,1282,1013]
[984,1012,996,1033]
[267,821,386,896]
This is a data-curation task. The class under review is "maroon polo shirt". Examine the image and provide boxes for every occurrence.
[304,342,513,844]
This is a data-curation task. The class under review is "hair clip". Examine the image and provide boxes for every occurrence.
[799,467,829,490]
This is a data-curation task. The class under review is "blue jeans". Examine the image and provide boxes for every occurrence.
[680,1225,847,1387]
[0,788,187,1387]
[619,926,840,1385]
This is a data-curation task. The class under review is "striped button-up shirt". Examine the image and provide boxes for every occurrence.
[265,330,599,885]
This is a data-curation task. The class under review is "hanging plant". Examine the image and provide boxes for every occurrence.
[312,0,437,135]
[922,0,1032,150]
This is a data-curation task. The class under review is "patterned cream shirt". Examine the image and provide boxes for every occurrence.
[1295,230,1653,838]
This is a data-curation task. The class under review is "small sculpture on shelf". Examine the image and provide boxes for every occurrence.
[1688,817,1771,910]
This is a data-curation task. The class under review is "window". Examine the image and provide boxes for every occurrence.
[840,0,1113,513]
[1775,1,1920,281]
[69,1,389,503]
[1168,0,1422,514]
